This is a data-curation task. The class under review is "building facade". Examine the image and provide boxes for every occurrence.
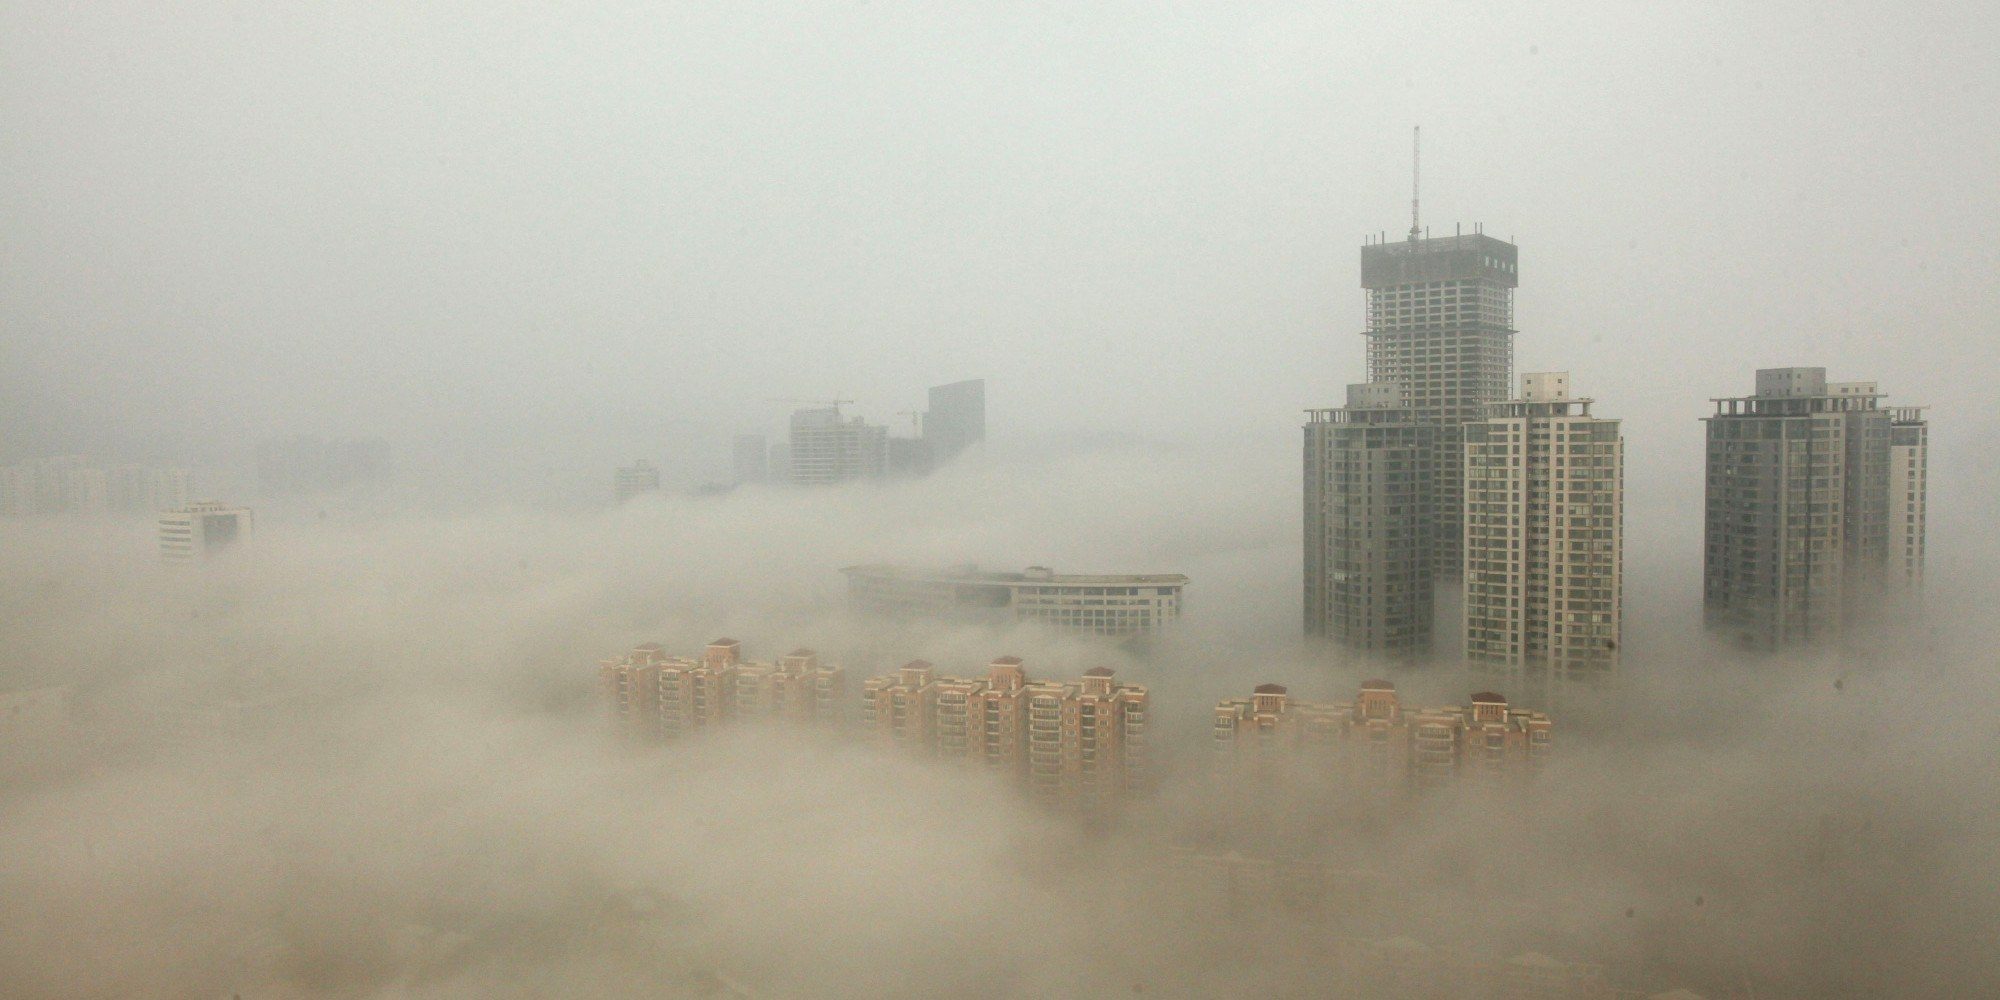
[157,502,252,561]
[1304,382,1437,654]
[1888,407,1928,588]
[598,640,845,741]
[1213,681,1551,788]
[1359,229,1519,578]
[787,407,888,487]
[923,379,986,464]
[613,460,661,503]
[1702,368,1925,649]
[842,564,1187,638]
[1464,373,1623,702]
[861,657,1148,804]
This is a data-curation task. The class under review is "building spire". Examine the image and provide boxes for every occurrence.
[1408,125,1421,242]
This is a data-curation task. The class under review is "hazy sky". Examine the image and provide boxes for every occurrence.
[6,2,1996,489]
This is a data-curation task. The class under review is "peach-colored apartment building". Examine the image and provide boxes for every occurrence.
[598,639,845,741]
[1213,680,1550,787]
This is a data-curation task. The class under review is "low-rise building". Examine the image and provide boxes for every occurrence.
[841,564,1187,638]
[158,502,252,562]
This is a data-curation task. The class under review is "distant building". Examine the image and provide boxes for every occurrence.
[860,657,1148,805]
[158,502,252,561]
[787,407,887,487]
[597,639,845,742]
[923,379,986,464]
[1213,681,1551,788]
[0,457,186,517]
[1304,382,1436,655]
[841,564,1187,638]
[885,435,934,478]
[732,434,769,485]
[613,460,662,504]
[1702,367,1927,648]
[1464,373,1623,703]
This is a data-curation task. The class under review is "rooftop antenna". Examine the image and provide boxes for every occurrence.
[1408,125,1421,242]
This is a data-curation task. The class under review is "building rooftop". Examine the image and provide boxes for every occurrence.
[1253,682,1288,695]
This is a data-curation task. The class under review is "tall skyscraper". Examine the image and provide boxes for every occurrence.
[923,379,985,464]
[786,407,887,487]
[613,460,661,503]
[1303,383,1436,655]
[1888,407,1928,588]
[1703,367,1925,649]
[1464,373,1623,702]
[1360,229,1518,577]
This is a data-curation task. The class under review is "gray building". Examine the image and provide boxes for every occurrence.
[732,434,768,485]
[842,564,1186,638]
[787,407,887,487]
[613,460,661,503]
[1464,373,1623,702]
[1360,229,1519,578]
[1703,367,1925,649]
[1303,383,1436,655]
[923,379,985,465]
[159,502,252,561]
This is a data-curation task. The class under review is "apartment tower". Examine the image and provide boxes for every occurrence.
[1702,367,1925,648]
[1303,383,1436,654]
[1464,373,1623,702]
[787,407,887,487]
[1359,227,1519,577]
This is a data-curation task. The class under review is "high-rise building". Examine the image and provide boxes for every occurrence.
[787,407,887,487]
[923,379,985,464]
[613,460,661,503]
[1360,229,1519,577]
[1304,382,1436,655]
[1464,373,1623,702]
[1702,368,1924,649]
[861,658,1148,804]
[842,564,1187,638]
[597,640,844,741]
[1888,407,1928,588]
[1213,681,1550,788]
[732,434,768,485]
[158,502,252,561]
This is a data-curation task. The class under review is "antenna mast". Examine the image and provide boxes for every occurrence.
[1408,125,1421,242]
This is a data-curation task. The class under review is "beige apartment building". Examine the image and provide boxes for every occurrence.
[862,657,1149,804]
[598,639,845,741]
[1464,372,1623,703]
[1214,680,1550,788]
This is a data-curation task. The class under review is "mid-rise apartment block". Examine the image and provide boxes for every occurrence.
[598,639,845,741]
[1213,681,1550,788]
[843,564,1186,638]
[1304,382,1436,655]
[158,502,252,561]
[787,407,887,487]
[613,460,661,504]
[2,458,188,517]
[1703,367,1926,648]
[862,657,1149,804]
[1464,373,1623,702]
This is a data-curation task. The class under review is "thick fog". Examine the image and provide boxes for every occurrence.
[5,3,1999,999]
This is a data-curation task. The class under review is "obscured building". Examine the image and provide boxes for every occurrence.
[1304,382,1436,655]
[597,639,844,742]
[841,564,1187,638]
[861,657,1148,805]
[732,434,769,485]
[158,502,252,561]
[1464,372,1623,703]
[786,407,887,487]
[1702,367,1926,648]
[613,460,662,503]
[923,379,985,464]
[1213,681,1550,788]
[255,435,392,495]
[0,457,186,517]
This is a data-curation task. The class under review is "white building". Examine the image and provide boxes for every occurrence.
[1463,373,1623,702]
[842,564,1187,638]
[158,502,253,561]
